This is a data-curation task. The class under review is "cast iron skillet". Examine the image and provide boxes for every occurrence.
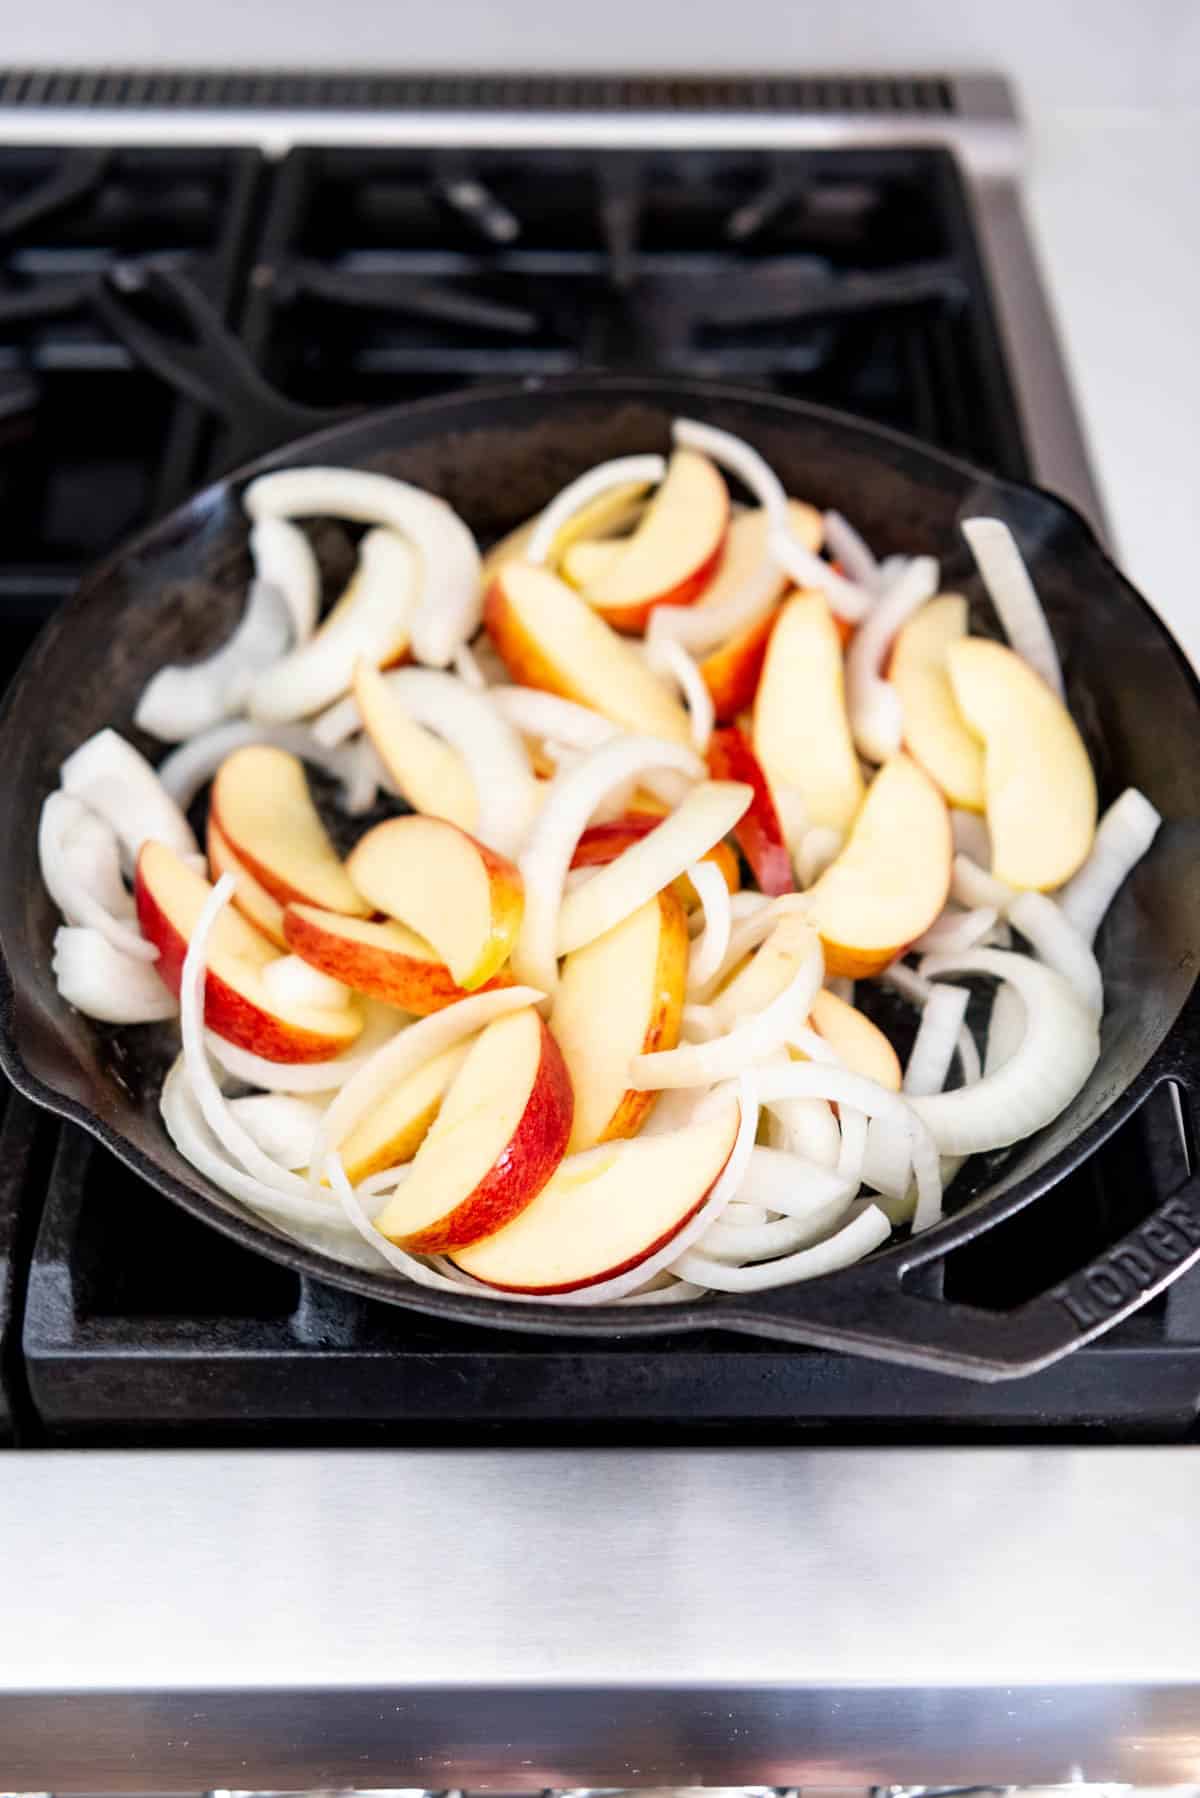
[2,372,1199,1382]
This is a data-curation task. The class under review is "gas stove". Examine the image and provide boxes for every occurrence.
[0,69,1196,1790]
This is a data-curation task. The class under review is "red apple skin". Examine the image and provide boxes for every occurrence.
[699,609,776,723]
[135,862,355,1063]
[282,903,514,1016]
[705,725,794,897]
[594,534,727,634]
[399,1015,575,1255]
[570,813,740,902]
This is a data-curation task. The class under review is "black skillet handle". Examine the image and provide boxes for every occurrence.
[92,261,344,468]
[714,1065,1200,1382]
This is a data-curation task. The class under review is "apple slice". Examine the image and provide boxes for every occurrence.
[374,1008,573,1253]
[571,811,740,907]
[706,725,794,896]
[804,754,952,977]
[346,815,522,990]
[283,904,513,1014]
[559,537,624,588]
[338,1042,470,1184]
[712,911,820,1022]
[576,449,729,632]
[753,590,864,835]
[484,559,691,744]
[135,842,363,1061]
[210,744,368,918]
[207,817,287,948]
[946,637,1097,890]
[889,594,985,810]
[808,989,902,1090]
[452,1104,738,1294]
[352,659,477,832]
[481,479,650,589]
[695,501,821,721]
[550,890,688,1151]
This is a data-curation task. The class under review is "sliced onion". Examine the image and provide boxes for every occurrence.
[339,735,393,816]
[952,852,1016,913]
[912,949,1099,1154]
[244,465,483,669]
[39,792,155,961]
[690,892,811,1002]
[156,719,371,815]
[327,1153,481,1289]
[673,1204,892,1291]
[453,642,488,691]
[822,509,882,591]
[904,982,970,1097]
[796,824,842,889]
[61,728,197,867]
[699,1196,852,1263]
[632,934,823,1089]
[490,685,621,753]
[730,891,772,922]
[374,668,538,859]
[513,734,702,993]
[911,905,999,955]
[134,573,293,743]
[1058,787,1161,944]
[950,808,992,865]
[680,1002,720,1042]
[228,1093,328,1169]
[836,1103,869,1189]
[733,1143,851,1216]
[526,454,665,565]
[260,955,351,1012]
[1008,891,1103,1019]
[309,691,361,748]
[686,859,732,993]
[882,960,981,1091]
[645,550,783,655]
[845,555,939,761]
[557,780,750,957]
[251,515,320,642]
[205,1002,403,1094]
[986,981,1025,1075]
[961,516,1063,696]
[52,926,176,1023]
[645,637,714,752]
[247,529,416,722]
[308,986,543,1195]
[860,1115,913,1201]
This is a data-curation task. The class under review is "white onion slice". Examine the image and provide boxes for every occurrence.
[490,686,620,752]
[645,552,783,656]
[557,780,749,957]
[1058,787,1161,944]
[904,982,970,1097]
[690,892,812,1002]
[155,719,372,815]
[950,808,992,865]
[645,637,714,752]
[680,1003,720,1042]
[52,926,176,1023]
[453,642,488,691]
[734,1143,851,1216]
[768,530,873,623]
[205,1002,403,1095]
[730,891,772,922]
[38,792,155,961]
[911,905,999,955]
[912,949,1099,1154]
[836,1103,869,1190]
[882,960,982,1091]
[251,515,320,642]
[860,1115,913,1201]
[961,516,1063,696]
[673,1204,892,1291]
[752,1060,942,1232]
[699,1197,851,1264]
[796,824,842,889]
[308,986,543,1195]
[844,554,939,761]
[228,1094,327,1169]
[822,509,882,591]
[632,938,823,1089]
[243,465,483,670]
[526,454,665,565]
[686,859,732,993]
[134,574,293,743]
[61,729,197,867]
[247,529,416,723]
[327,1154,483,1290]
[260,955,351,1012]
[513,734,702,993]
[339,736,393,816]
[371,668,539,859]
[986,981,1026,1075]
[1008,891,1103,1019]
[952,852,1016,913]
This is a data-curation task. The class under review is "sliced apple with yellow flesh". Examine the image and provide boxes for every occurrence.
[696,501,822,721]
[484,559,691,744]
[338,1042,470,1185]
[210,744,369,918]
[946,637,1097,890]
[135,842,363,1062]
[346,815,523,991]
[283,904,513,1015]
[374,1008,573,1254]
[571,449,728,632]
[889,594,985,810]
[481,479,651,589]
[712,912,820,1022]
[550,889,688,1152]
[807,989,902,1090]
[804,753,952,977]
[559,537,624,588]
[207,817,287,949]
[353,659,477,833]
[452,1103,738,1294]
[570,811,740,907]
[753,590,864,835]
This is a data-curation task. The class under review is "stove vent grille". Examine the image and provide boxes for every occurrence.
[0,68,957,115]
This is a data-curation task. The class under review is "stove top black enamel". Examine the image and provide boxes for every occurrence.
[0,129,1196,1445]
